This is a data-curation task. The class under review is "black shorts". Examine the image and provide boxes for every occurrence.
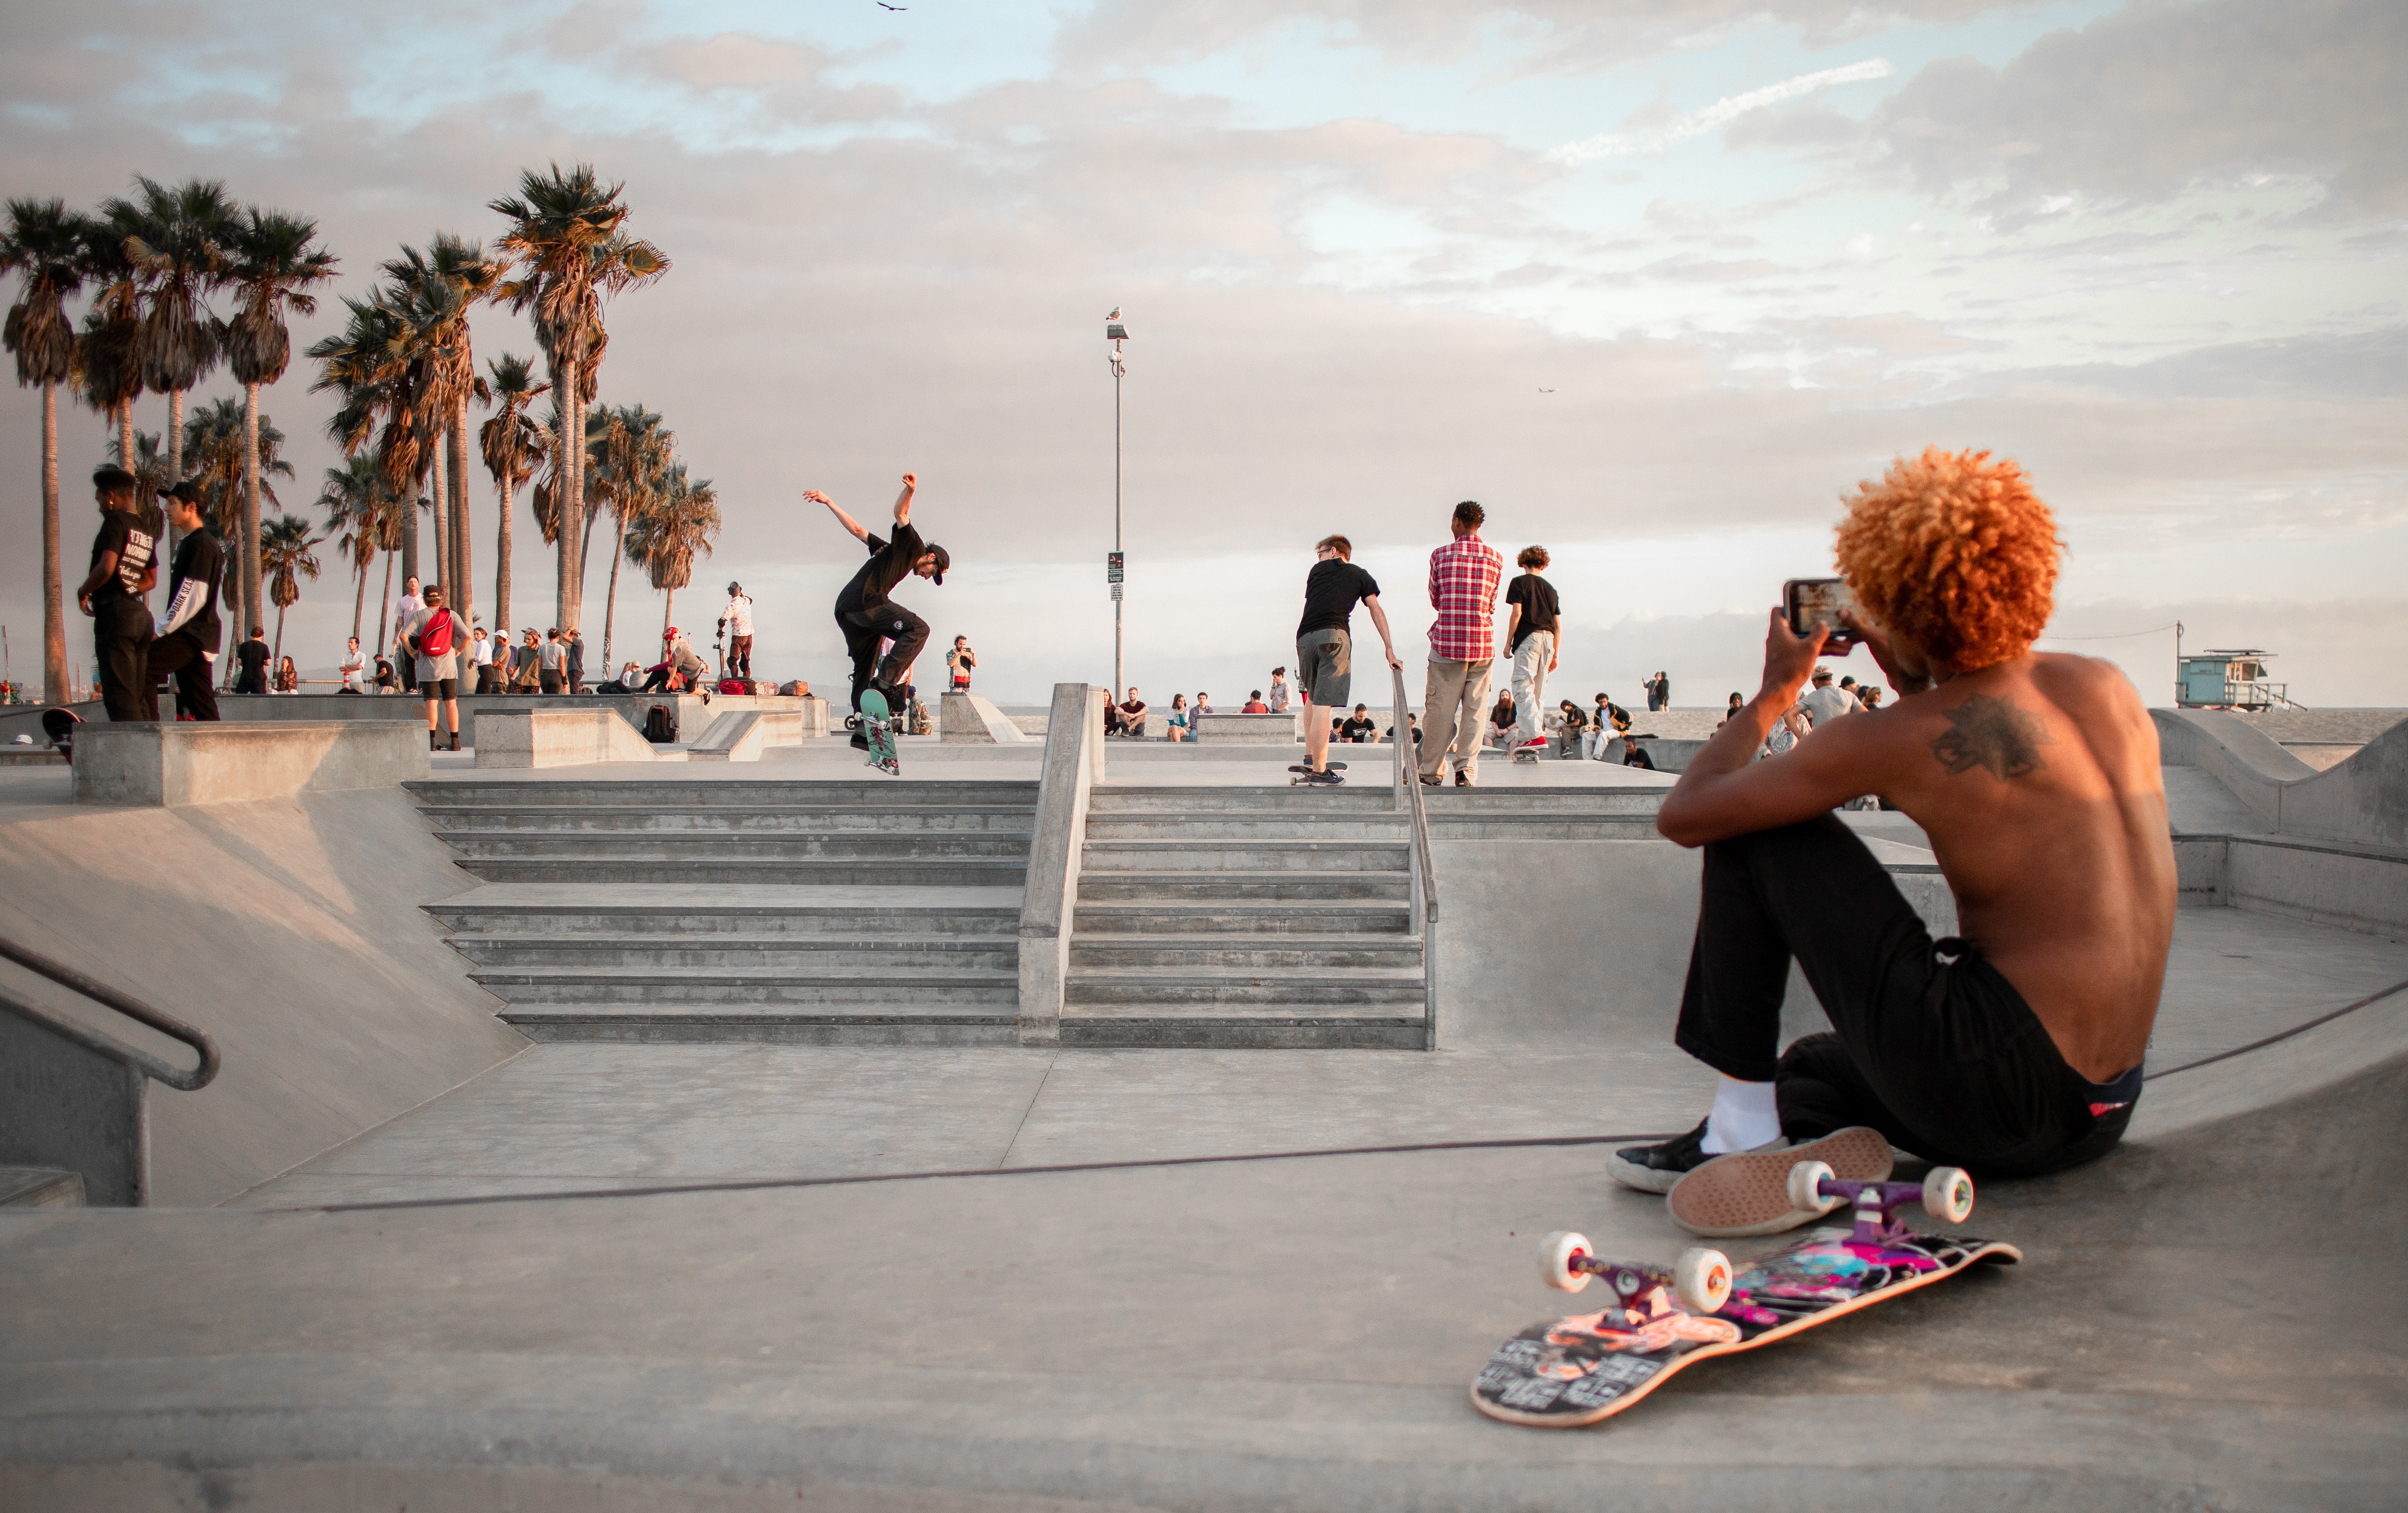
[421,677,459,701]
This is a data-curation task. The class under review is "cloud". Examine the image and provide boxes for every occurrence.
[1873,0,2408,221]
[1549,59,1895,163]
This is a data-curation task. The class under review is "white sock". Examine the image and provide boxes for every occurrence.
[1700,1077,1781,1154]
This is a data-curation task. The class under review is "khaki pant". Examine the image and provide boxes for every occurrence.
[1420,657,1495,781]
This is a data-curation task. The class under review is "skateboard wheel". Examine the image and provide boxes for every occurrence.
[1922,1166,1975,1224]
[1672,1247,1732,1313]
[1786,1159,1839,1214]
[1537,1231,1592,1293]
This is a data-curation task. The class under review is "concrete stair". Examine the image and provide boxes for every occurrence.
[410,779,1036,1043]
[1062,786,1427,1049]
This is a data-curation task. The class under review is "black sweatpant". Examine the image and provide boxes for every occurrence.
[145,632,220,720]
[837,597,928,713]
[93,598,156,722]
[1672,813,2140,1178]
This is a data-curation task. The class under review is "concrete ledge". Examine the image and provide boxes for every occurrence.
[689,705,829,762]
[941,693,1029,744]
[1192,711,1299,744]
[476,709,666,769]
[73,721,430,806]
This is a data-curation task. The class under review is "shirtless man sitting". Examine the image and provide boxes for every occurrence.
[1609,447,2175,1232]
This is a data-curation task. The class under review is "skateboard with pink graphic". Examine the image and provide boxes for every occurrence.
[1471,1166,2018,1427]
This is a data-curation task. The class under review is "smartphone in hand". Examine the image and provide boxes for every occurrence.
[1783,578,1859,653]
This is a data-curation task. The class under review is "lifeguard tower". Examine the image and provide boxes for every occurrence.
[2176,648,2296,710]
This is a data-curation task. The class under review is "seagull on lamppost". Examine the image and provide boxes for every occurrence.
[1108,307,1121,320]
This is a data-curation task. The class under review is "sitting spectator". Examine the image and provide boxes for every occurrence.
[1340,704,1379,743]
[1166,693,1190,741]
[272,655,299,693]
[1105,686,1149,737]
[598,660,642,694]
[1485,692,1516,748]
[1241,690,1269,713]
[373,655,397,693]
[1383,713,1421,745]
[641,656,676,693]
[1621,734,1659,770]
[1193,692,1213,722]
[1557,698,1587,756]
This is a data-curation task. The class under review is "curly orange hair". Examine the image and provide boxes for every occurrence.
[1834,448,2059,672]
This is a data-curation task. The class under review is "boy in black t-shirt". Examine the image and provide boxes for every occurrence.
[149,481,223,720]
[1502,546,1562,753]
[234,626,272,695]
[76,466,158,721]
[805,473,952,748]
[1293,533,1401,784]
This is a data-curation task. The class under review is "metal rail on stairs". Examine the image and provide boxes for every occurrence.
[1390,666,1439,1049]
[0,934,219,1205]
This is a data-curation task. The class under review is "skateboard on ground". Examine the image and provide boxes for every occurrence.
[41,708,83,763]
[1471,1164,2017,1428]
[859,689,900,776]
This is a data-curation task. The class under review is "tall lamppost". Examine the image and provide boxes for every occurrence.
[1106,309,1129,697]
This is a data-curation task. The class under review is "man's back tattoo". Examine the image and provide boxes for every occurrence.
[1932,694,2052,780]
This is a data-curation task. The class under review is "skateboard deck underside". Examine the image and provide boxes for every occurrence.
[1471,1229,2021,1428]
[859,691,899,773]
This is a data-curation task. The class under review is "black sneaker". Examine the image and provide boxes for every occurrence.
[1603,1119,1789,1196]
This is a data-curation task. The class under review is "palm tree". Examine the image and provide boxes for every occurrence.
[382,234,497,622]
[73,203,145,469]
[623,463,719,638]
[490,163,669,632]
[309,287,429,584]
[318,453,399,643]
[129,430,172,529]
[259,513,323,667]
[1,197,87,704]
[478,353,547,631]
[223,207,337,671]
[182,395,293,643]
[583,401,673,670]
[115,177,236,543]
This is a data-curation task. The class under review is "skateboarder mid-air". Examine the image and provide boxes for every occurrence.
[1611,447,2175,1232]
[805,474,950,750]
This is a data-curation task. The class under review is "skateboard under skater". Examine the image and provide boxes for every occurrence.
[859,688,901,777]
[1287,760,1347,787]
[41,709,83,763]
[1471,1163,2017,1428]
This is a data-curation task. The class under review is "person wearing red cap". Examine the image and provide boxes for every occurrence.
[805,473,950,749]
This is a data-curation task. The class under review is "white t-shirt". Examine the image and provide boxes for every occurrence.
[722,594,754,637]
[340,649,366,691]
[1798,685,1858,728]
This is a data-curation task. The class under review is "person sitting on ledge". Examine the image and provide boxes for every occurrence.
[1609,447,2173,1231]
[1104,686,1149,737]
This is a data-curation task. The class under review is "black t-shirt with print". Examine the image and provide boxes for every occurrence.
[1296,559,1380,638]
[1339,715,1379,742]
[1503,573,1559,652]
[88,509,157,604]
[840,523,926,611]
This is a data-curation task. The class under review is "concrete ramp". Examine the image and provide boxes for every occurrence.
[0,781,525,1205]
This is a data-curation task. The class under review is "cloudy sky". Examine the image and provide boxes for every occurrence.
[3,0,2402,708]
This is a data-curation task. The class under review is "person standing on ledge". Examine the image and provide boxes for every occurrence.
[1422,500,1505,789]
[1292,534,1400,786]
[148,481,223,720]
[720,582,755,682]
[76,465,158,721]
[403,584,465,751]
[1503,544,1562,760]
[1609,447,2172,1231]
[806,473,950,751]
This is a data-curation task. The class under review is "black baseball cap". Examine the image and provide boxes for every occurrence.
[926,543,950,585]
[162,479,202,504]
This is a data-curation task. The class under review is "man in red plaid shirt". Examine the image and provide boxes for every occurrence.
[1422,500,1505,786]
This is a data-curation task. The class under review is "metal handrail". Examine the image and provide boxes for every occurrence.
[1389,665,1441,1050]
[0,936,218,1091]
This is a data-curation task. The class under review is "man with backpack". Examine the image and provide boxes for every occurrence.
[402,584,465,751]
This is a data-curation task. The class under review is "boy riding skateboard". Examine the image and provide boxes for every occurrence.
[805,474,950,751]
[1611,447,2174,1233]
